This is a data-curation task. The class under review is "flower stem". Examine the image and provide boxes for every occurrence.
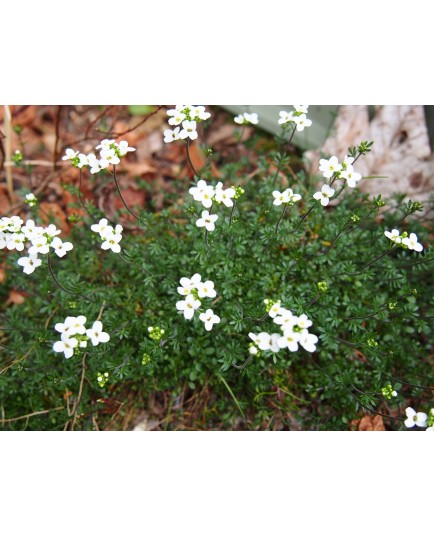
[272,125,296,187]
[294,205,315,231]
[275,204,288,234]
[112,165,140,221]
[229,200,237,227]
[47,252,94,303]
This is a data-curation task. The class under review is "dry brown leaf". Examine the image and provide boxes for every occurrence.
[358,414,386,431]
[305,105,434,207]
[6,289,26,306]
[38,202,70,233]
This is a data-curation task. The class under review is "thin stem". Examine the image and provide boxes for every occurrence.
[272,125,296,187]
[112,165,140,220]
[71,353,87,431]
[47,252,95,303]
[118,252,148,273]
[1,406,65,425]
[229,200,237,227]
[275,204,288,234]
[3,105,14,201]
[303,293,321,308]
[294,204,315,231]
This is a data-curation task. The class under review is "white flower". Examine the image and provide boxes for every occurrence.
[176,294,201,320]
[293,114,312,131]
[278,110,294,125]
[25,193,37,206]
[214,182,235,207]
[384,229,402,244]
[45,224,61,238]
[277,330,301,352]
[62,148,79,161]
[189,180,215,208]
[53,334,78,359]
[272,188,301,206]
[199,309,220,331]
[287,189,302,204]
[17,254,42,274]
[168,110,186,126]
[340,168,362,188]
[313,184,335,207]
[180,120,198,140]
[268,302,282,319]
[95,139,115,151]
[67,316,87,336]
[197,280,217,299]
[273,308,295,331]
[402,233,423,252]
[21,219,43,241]
[0,232,7,249]
[342,155,355,169]
[319,156,342,179]
[272,190,291,206]
[299,330,319,352]
[295,314,313,330]
[88,154,101,174]
[86,320,110,346]
[293,105,309,114]
[190,105,211,121]
[101,230,122,253]
[99,148,121,167]
[54,317,75,337]
[6,233,25,251]
[249,332,279,352]
[50,237,74,258]
[196,210,218,232]
[91,218,110,236]
[164,127,181,143]
[117,140,136,156]
[4,216,23,232]
[249,345,259,355]
[76,153,88,169]
[28,235,50,256]
[177,273,202,295]
[234,112,258,125]
[404,407,427,428]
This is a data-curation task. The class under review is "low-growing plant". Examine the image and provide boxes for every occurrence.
[1,105,433,431]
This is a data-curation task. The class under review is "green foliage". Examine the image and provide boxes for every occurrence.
[1,135,433,431]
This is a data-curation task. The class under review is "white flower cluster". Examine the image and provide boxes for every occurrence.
[278,105,312,132]
[234,112,259,126]
[272,187,302,206]
[62,139,135,174]
[0,216,73,275]
[25,193,37,207]
[53,315,110,359]
[313,154,362,207]
[248,300,318,355]
[384,229,423,252]
[164,105,211,143]
[189,179,237,232]
[176,273,220,331]
[91,218,123,253]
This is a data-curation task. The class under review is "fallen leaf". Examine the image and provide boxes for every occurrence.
[6,289,26,306]
[358,414,386,431]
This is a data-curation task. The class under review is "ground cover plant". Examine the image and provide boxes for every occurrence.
[0,105,433,430]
